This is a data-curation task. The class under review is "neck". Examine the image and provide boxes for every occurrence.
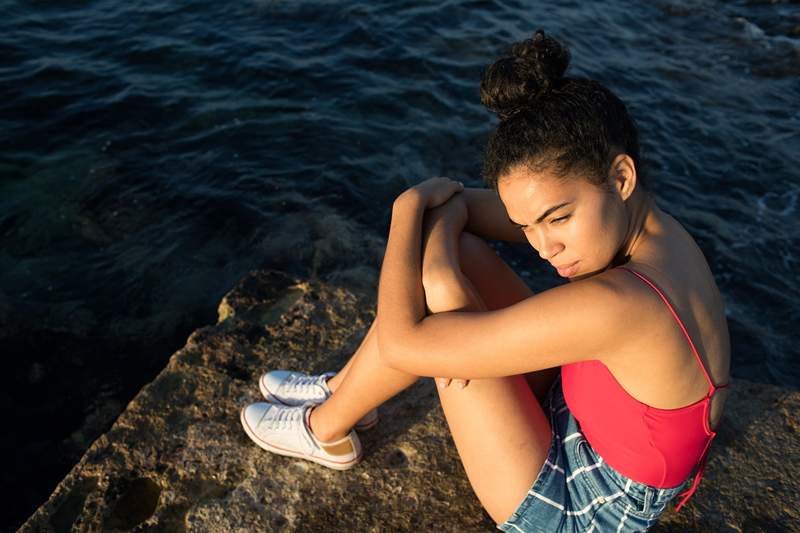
[612,187,654,267]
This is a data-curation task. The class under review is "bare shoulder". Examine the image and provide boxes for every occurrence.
[601,213,732,415]
[512,266,664,358]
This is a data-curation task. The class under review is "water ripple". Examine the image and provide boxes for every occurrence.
[2,0,799,527]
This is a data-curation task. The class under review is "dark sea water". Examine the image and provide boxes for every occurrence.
[2,0,799,529]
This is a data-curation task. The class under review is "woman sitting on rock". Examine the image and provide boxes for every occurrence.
[240,29,731,531]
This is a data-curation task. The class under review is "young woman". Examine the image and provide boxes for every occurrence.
[240,30,731,531]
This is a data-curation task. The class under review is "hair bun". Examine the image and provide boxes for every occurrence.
[480,29,571,120]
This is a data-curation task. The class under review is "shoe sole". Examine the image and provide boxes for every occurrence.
[240,407,362,471]
[259,374,380,431]
[354,413,380,431]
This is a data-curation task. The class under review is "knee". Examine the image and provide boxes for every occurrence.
[421,231,483,283]
[422,233,469,294]
[422,268,467,314]
[420,232,479,297]
[422,232,487,314]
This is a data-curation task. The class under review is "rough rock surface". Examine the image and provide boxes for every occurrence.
[21,270,800,532]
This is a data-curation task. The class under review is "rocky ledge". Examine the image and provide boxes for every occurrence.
[21,270,800,532]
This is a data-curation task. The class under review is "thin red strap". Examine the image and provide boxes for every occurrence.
[674,435,715,512]
[674,459,706,512]
[618,266,730,512]
[617,267,716,394]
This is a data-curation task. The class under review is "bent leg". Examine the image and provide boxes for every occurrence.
[438,375,552,524]
[426,233,553,523]
[313,231,557,445]
[308,255,487,442]
[447,233,560,402]
[308,318,419,442]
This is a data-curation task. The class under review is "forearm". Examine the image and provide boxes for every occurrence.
[462,187,526,243]
[377,191,428,356]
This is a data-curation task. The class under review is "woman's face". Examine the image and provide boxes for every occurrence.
[497,165,628,280]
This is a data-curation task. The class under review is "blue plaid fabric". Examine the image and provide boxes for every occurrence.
[497,373,690,532]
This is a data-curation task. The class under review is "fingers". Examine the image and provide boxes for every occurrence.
[426,176,463,190]
[416,177,465,209]
[436,378,470,389]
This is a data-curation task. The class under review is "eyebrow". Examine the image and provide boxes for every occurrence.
[508,202,572,227]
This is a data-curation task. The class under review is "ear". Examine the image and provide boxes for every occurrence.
[607,153,637,201]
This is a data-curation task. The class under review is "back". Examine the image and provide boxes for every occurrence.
[610,209,731,430]
[562,206,731,512]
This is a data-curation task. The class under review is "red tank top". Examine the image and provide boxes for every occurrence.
[561,267,730,512]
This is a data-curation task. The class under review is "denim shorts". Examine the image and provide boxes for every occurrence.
[497,373,690,533]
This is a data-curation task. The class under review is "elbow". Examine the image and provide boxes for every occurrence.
[377,329,412,373]
[378,335,402,370]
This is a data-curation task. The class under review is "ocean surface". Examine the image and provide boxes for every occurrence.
[2,0,799,529]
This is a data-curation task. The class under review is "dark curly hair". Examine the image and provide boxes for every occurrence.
[480,30,644,190]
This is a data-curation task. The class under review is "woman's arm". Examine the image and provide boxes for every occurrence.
[376,191,428,342]
[462,187,527,243]
[376,178,466,365]
[376,181,636,379]
[420,192,482,389]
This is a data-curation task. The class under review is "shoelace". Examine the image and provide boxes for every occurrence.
[279,374,328,400]
[263,405,305,431]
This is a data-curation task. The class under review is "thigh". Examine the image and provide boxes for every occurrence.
[436,374,552,525]
[457,232,532,311]
[458,233,560,401]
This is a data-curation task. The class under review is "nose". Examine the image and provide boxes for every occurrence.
[527,230,562,261]
[539,243,561,261]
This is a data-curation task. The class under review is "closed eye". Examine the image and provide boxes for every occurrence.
[551,215,571,224]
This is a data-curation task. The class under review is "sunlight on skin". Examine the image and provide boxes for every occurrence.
[497,156,648,283]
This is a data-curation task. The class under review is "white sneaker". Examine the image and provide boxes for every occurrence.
[259,370,379,431]
[240,403,362,470]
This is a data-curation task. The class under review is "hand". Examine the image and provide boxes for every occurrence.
[422,192,468,237]
[404,176,465,210]
[436,377,470,390]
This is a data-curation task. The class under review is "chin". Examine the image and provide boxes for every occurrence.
[571,264,607,282]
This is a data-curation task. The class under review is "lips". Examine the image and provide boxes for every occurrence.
[554,261,578,278]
